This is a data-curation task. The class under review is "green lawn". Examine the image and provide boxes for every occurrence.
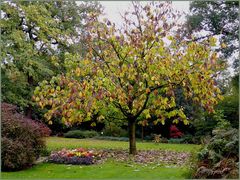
[2,137,201,179]
[46,137,201,153]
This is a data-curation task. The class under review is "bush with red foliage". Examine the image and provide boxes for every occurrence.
[169,125,184,138]
[1,103,51,171]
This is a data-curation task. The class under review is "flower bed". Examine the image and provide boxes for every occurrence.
[48,148,102,165]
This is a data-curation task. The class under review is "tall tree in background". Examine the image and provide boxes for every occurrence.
[1,1,102,117]
[34,2,223,154]
[185,1,239,135]
[185,1,239,72]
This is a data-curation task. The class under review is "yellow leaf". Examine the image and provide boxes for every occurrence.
[97,115,105,121]
[160,119,165,125]
[146,88,151,94]
[91,122,96,126]
[87,112,91,117]
[221,43,227,48]
[79,92,83,98]
[173,119,179,124]
[146,113,151,119]
[75,67,81,77]
[217,94,224,100]
[183,119,189,125]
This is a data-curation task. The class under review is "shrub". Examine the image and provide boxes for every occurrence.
[183,134,200,144]
[102,123,128,137]
[160,137,168,143]
[64,130,99,139]
[94,136,129,141]
[194,127,239,179]
[169,125,184,138]
[153,134,161,143]
[1,103,51,171]
[144,134,154,141]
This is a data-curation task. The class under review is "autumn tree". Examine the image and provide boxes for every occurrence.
[34,2,223,154]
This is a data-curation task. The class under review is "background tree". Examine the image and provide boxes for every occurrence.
[176,1,239,140]
[1,1,102,117]
[217,74,239,127]
[185,1,239,72]
[34,2,223,154]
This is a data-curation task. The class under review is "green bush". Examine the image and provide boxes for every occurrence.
[1,103,51,171]
[64,130,99,139]
[160,137,168,143]
[195,127,239,178]
[94,136,129,141]
[102,123,128,137]
[144,134,154,141]
[183,134,200,144]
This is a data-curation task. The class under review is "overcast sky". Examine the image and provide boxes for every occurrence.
[100,1,190,26]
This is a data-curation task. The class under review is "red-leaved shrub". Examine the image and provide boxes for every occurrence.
[1,103,51,171]
[170,125,184,138]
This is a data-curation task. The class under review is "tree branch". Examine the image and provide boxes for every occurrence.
[113,101,129,117]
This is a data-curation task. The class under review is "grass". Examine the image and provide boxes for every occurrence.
[1,137,201,179]
[46,137,201,153]
[1,161,192,179]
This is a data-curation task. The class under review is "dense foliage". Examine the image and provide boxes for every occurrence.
[1,103,51,171]
[1,1,102,116]
[103,123,128,137]
[186,1,239,70]
[194,118,239,179]
[217,74,239,127]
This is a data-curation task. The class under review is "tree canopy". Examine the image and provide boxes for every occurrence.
[1,1,102,114]
[34,2,224,154]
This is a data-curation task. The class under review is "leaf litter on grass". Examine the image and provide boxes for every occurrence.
[93,149,191,167]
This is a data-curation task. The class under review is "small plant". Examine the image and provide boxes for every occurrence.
[160,137,168,143]
[48,148,102,165]
[64,130,99,139]
[153,134,161,143]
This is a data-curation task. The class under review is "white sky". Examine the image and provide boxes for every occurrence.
[100,1,190,26]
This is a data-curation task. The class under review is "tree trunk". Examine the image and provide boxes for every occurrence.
[27,74,34,119]
[26,105,32,119]
[141,125,144,142]
[128,120,137,155]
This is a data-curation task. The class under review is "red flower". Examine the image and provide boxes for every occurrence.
[67,153,75,157]
[76,148,85,152]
